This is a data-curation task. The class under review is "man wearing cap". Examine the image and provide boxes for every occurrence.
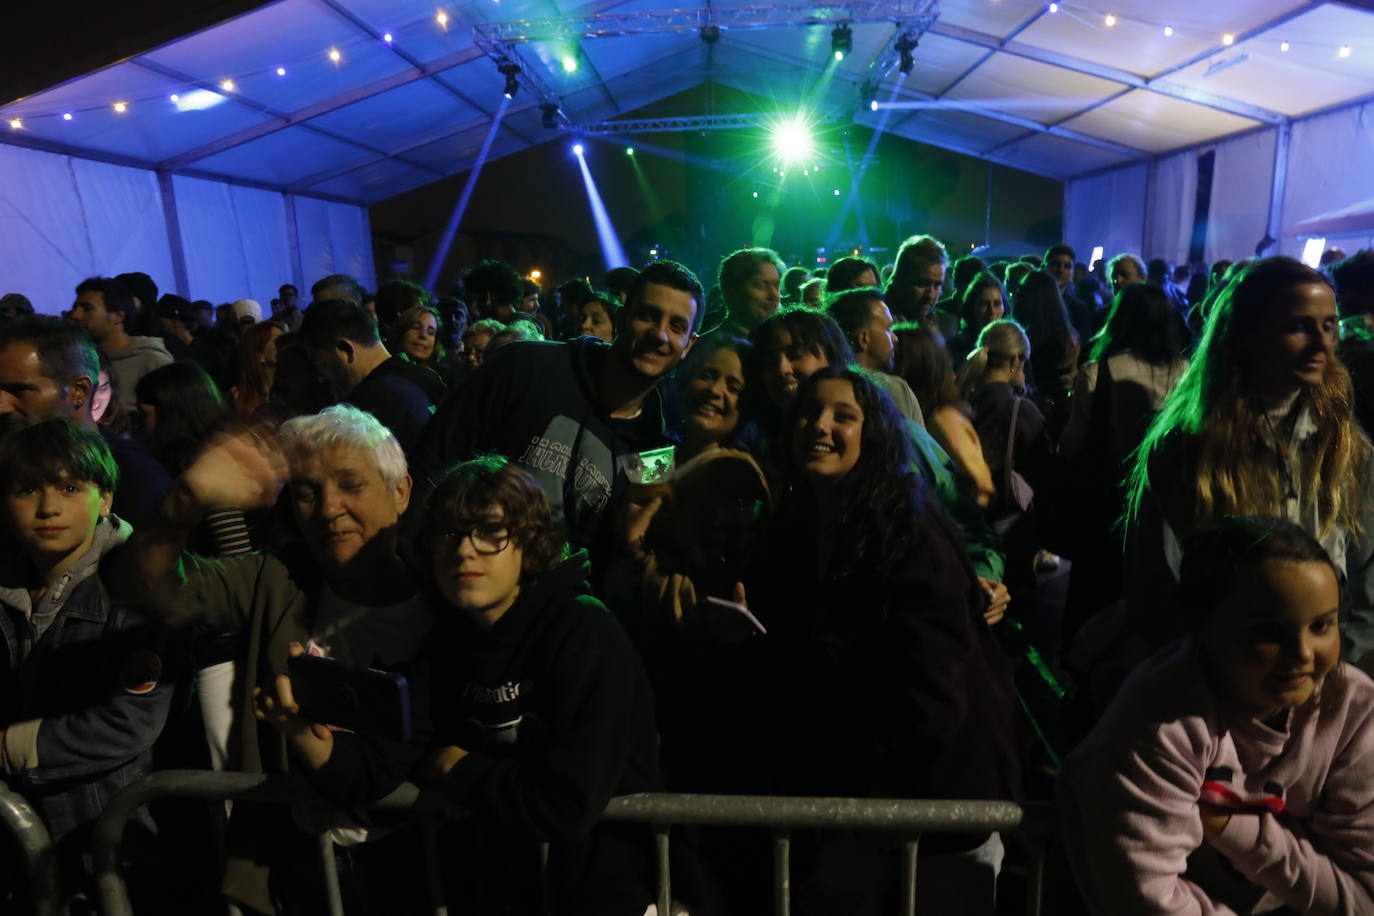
[68,278,173,410]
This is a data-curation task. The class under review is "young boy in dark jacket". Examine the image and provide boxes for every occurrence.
[0,419,173,886]
[413,456,662,916]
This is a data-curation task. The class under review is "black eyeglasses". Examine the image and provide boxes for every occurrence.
[434,523,512,555]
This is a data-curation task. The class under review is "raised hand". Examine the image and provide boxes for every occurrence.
[179,425,288,519]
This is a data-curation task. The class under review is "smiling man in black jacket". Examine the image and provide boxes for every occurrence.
[413,260,703,570]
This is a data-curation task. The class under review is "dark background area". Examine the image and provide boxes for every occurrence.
[11,3,1064,296]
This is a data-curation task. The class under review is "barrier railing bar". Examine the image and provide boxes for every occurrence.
[0,784,59,916]
[92,772,1056,916]
[654,824,672,916]
[900,836,920,916]
[773,829,791,916]
[601,793,1028,833]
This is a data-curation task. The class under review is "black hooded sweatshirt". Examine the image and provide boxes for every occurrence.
[428,550,662,915]
[412,338,667,570]
[346,355,445,458]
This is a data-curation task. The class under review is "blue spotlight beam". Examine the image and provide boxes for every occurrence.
[826,81,900,252]
[424,96,510,291]
[574,147,628,272]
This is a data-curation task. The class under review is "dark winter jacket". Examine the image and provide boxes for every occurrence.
[0,519,174,847]
[413,338,669,562]
[346,355,443,458]
[427,550,662,915]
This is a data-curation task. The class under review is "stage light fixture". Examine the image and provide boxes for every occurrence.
[832,25,852,61]
[1280,41,1290,52]
[562,55,578,73]
[625,147,635,156]
[540,103,560,129]
[1163,25,1173,37]
[383,32,393,43]
[1222,33,1234,46]
[896,34,918,75]
[1339,45,1352,58]
[329,48,342,62]
[62,113,72,121]
[1105,13,1116,26]
[771,117,815,165]
[573,143,585,155]
[499,62,521,98]
[276,67,287,76]
[700,24,721,43]
[8,119,20,130]
[1048,2,1058,11]
[220,79,236,92]
[113,102,128,113]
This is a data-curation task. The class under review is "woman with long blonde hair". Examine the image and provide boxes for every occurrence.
[1125,257,1374,662]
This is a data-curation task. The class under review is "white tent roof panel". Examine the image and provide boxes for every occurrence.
[941,52,1126,125]
[1063,89,1262,154]
[5,0,1373,201]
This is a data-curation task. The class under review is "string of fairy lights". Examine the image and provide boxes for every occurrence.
[3,1,1365,132]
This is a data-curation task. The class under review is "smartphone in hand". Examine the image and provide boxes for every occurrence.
[287,654,412,741]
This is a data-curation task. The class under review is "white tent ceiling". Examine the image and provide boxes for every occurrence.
[3,0,1372,204]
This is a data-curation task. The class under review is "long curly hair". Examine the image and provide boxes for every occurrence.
[783,364,930,577]
[1128,257,1370,539]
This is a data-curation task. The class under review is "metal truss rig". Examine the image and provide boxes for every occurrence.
[579,113,842,134]
[473,0,941,119]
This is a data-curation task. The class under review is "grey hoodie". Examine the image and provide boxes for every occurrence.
[109,335,174,409]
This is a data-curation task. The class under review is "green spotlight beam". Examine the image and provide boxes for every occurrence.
[628,154,665,226]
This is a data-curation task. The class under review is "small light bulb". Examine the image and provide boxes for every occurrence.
[1163,25,1173,37]
[752,191,759,198]
[504,91,512,99]
[1048,2,1058,11]
[436,10,448,26]
[8,119,21,129]
[572,143,584,155]
[114,102,128,113]
[1105,13,1117,26]
[803,169,809,176]
[834,50,844,62]
[530,270,542,280]
[276,67,286,76]
[62,112,72,121]
[1280,41,1290,52]
[169,94,179,102]
[869,99,878,111]
[772,167,778,173]
[1222,33,1234,46]
[220,79,235,91]
[329,48,341,62]
[625,147,635,156]
[1339,45,1352,58]
[383,32,393,43]
[833,188,841,196]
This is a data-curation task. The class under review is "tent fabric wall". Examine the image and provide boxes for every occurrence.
[1144,151,1198,267]
[0,141,375,320]
[0,144,173,315]
[1280,101,1374,257]
[294,197,376,296]
[1205,129,1277,263]
[1063,163,1148,264]
[174,176,295,308]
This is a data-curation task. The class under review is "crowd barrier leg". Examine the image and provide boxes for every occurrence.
[0,784,59,916]
[900,836,920,916]
[772,829,791,916]
[318,833,344,916]
[425,823,450,916]
[654,823,672,916]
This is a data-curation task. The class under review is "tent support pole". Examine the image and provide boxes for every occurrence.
[284,193,305,294]
[157,171,191,299]
[1264,121,1292,257]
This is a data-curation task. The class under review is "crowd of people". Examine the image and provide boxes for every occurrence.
[2,238,1374,915]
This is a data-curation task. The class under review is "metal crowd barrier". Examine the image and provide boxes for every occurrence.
[0,782,60,916]
[92,770,1056,916]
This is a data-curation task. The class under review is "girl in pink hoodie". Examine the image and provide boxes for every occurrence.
[1059,516,1374,914]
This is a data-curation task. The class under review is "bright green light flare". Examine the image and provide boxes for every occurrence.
[770,119,816,165]
[561,55,578,73]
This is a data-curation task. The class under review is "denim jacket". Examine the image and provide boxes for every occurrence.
[0,519,174,844]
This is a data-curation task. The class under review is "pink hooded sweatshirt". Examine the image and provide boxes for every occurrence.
[1059,640,1374,914]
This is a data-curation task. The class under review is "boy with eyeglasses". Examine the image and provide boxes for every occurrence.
[413,455,662,916]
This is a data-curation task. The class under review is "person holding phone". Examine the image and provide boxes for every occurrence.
[111,404,432,914]
[413,456,662,916]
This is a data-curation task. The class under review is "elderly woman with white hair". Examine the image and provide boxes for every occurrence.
[112,404,431,913]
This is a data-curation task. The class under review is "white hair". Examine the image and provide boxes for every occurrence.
[277,404,407,488]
